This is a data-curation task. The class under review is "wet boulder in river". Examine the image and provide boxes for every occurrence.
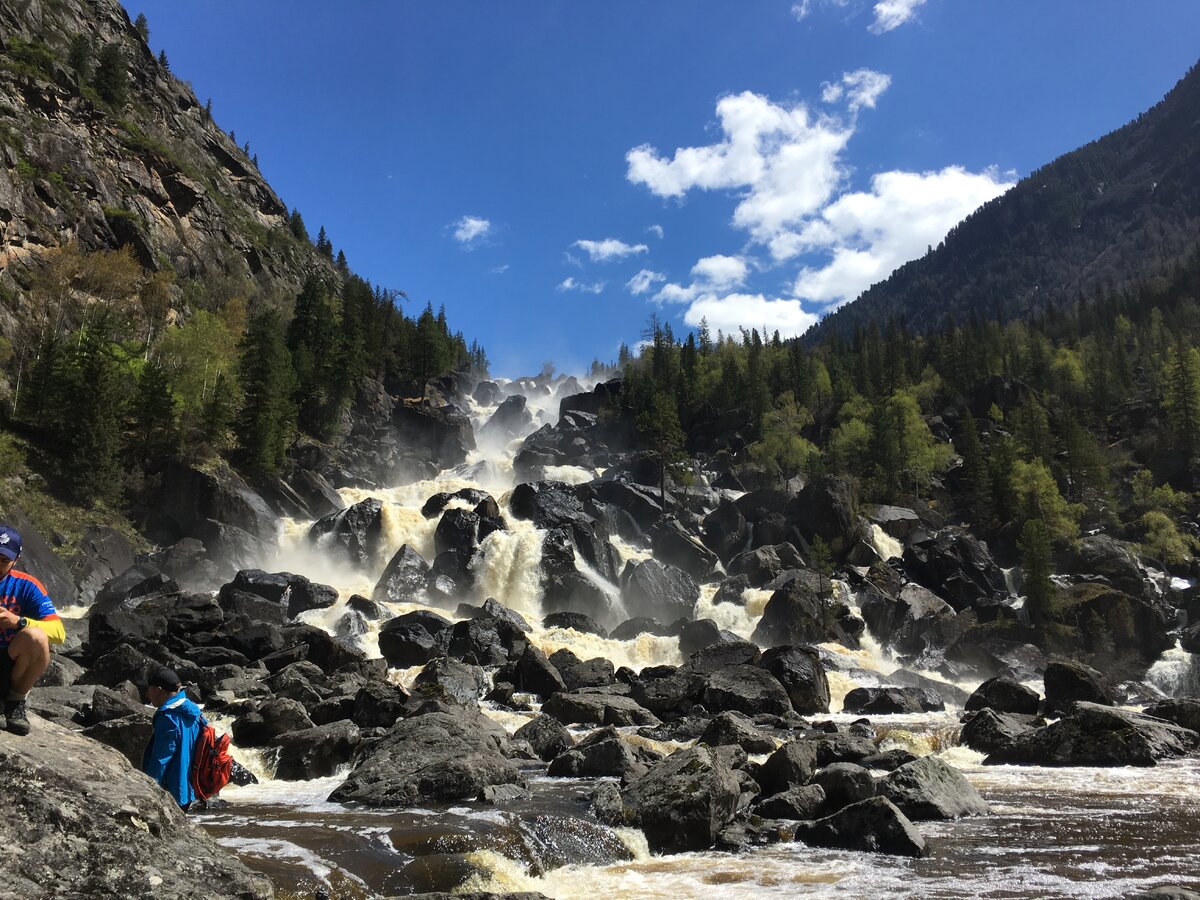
[373,544,431,604]
[434,508,481,557]
[794,797,927,858]
[542,611,607,637]
[650,517,718,579]
[353,679,410,729]
[421,487,493,519]
[513,644,566,700]
[608,746,742,854]
[621,558,700,622]
[308,497,386,568]
[232,698,315,747]
[377,609,451,667]
[391,400,476,468]
[702,498,751,563]
[877,755,990,820]
[787,475,861,556]
[1043,658,1114,716]
[328,709,522,807]
[272,721,362,780]
[514,714,575,762]
[683,638,762,674]
[473,380,503,405]
[958,708,1041,755]
[1143,698,1200,733]
[901,528,1008,614]
[859,582,961,657]
[757,645,830,715]
[842,686,944,715]
[984,702,1200,766]
[547,725,654,779]
[445,610,529,666]
[480,394,533,442]
[755,784,826,820]
[728,542,806,587]
[415,657,488,705]
[609,616,678,641]
[701,665,792,717]
[698,711,777,754]
[542,690,661,728]
[808,762,876,815]
[964,675,1041,715]
[752,576,864,649]
[678,619,744,658]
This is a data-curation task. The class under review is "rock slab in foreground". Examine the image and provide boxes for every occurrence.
[794,796,927,858]
[0,715,272,899]
[877,755,990,820]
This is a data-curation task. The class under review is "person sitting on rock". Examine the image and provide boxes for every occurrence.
[141,666,203,810]
[0,524,66,736]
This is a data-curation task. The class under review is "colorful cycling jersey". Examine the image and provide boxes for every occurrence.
[0,569,60,649]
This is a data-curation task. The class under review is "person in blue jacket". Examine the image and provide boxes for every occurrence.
[141,667,202,809]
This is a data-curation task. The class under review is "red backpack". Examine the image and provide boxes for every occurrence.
[190,718,233,801]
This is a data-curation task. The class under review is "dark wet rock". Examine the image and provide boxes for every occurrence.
[867,506,922,540]
[621,559,700,622]
[415,658,489,705]
[308,498,386,568]
[470,598,533,634]
[513,645,566,700]
[71,525,136,606]
[282,577,339,618]
[794,797,927,858]
[480,394,533,442]
[713,574,751,607]
[860,582,961,657]
[1062,535,1153,598]
[789,475,861,555]
[392,401,476,468]
[1127,888,1200,900]
[684,638,762,675]
[964,676,1041,715]
[842,686,944,715]
[352,680,410,729]
[752,577,864,649]
[374,545,432,604]
[758,645,830,715]
[609,616,678,641]
[547,726,652,778]
[329,709,520,807]
[808,762,876,814]
[434,508,481,558]
[92,563,178,612]
[1058,582,1174,671]
[81,714,154,767]
[1043,658,1114,716]
[542,691,660,728]
[446,613,529,667]
[701,665,792,717]
[650,518,718,579]
[878,755,989,820]
[542,611,607,637]
[887,668,972,709]
[550,651,617,691]
[606,747,741,853]
[76,644,158,689]
[0,715,272,899]
[756,740,820,795]
[808,732,878,767]
[592,479,665,531]
[698,711,777,754]
[273,721,362,780]
[945,628,1047,681]
[859,748,920,772]
[514,714,575,762]
[728,543,806,587]
[37,655,86,688]
[984,702,1200,766]
[347,594,386,621]
[158,460,277,544]
[232,698,315,747]
[628,668,705,718]
[902,529,1007,613]
[958,709,1042,755]
[510,480,589,529]
[678,619,742,659]
[1142,698,1200,734]
[473,380,503,405]
[755,784,826,820]
[702,498,751,563]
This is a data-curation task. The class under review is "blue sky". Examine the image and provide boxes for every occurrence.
[129,1,1200,377]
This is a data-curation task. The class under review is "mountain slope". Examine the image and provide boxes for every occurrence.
[0,0,331,303]
[808,61,1200,342]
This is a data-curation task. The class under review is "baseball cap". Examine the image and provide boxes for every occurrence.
[0,525,21,562]
[146,667,182,691]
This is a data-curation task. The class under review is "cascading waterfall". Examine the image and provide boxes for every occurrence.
[1147,640,1200,698]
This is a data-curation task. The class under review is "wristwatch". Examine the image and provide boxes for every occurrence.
[15,617,28,630]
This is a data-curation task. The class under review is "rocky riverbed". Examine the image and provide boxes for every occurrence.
[8,373,1200,899]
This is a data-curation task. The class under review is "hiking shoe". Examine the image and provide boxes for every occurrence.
[4,699,30,736]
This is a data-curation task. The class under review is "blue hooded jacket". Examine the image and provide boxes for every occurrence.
[141,690,203,808]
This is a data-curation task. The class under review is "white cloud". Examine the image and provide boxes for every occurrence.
[572,238,649,262]
[870,0,927,33]
[791,166,1014,306]
[821,69,891,113]
[558,277,605,295]
[627,269,666,295]
[490,264,509,274]
[451,215,492,247]
[647,224,665,239]
[683,292,818,339]
[691,255,749,290]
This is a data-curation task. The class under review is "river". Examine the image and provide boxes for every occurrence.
[196,378,1200,899]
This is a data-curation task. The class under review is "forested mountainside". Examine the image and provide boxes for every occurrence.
[0,0,483,539]
[807,61,1200,342]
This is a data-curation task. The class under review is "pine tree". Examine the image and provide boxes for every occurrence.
[130,360,177,461]
[134,12,150,42]
[235,309,298,474]
[288,208,308,241]
[157,49,169,71]
[957,410,993,527]
[68,35,93,81]
[637,391,685,506]
[1163,340,1200,463]
[93,43,128,106]
[1019,518,1056,625]
[809,535,833,598]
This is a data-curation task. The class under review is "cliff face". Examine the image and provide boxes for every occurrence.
[0,0,331,308]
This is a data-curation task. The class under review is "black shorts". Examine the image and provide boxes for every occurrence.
[0,650,10,695]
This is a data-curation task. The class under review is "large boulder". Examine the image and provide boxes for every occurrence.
[308,498,386,568]
[620,559,700,622]
[984,703,1200,766]
[392,401,476,468]
[702,499,750,563]
[794,797,927,858]
[377,610,451,667]
[272,721,362,780]
[547,726,653,779]
[373,545,431,604]
[758,645,830,714]
[650,519,718,580]
[71,525,136,606]
[752,577,863,649]
[513,715,574,762]
[727,543,805,587]
[157,460,277,544]
[958,709,1041,755]
[1143,699,1200,734]
[877,756,990,820]
[860,582,961,657]
[415,658,489,705]
[232,698,315,747]
[542,691,660,728]
[701,665,792,717]
[329,710,521,806]
[964,676,1041,715]
[434,508,481,558]
[756,740,820,795]
[755,785,827,820]
[842,686,944,715]
[788,475,860,554]
[697,711,777,754]
[808,762,876,814]
[0,716,272,899]
[1061,535,1153,597]
[902,529,1007,613]
[1043,659,1113,716]
[611,747,741,853]
[480,394,533,442]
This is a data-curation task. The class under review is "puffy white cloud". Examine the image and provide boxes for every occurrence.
[572,238,649,262]
[791,166,1014,306]
[452,215,492,246]
[646,224,665,239]
[626,269,666,295]
[870,0,927,33]
[557,276,605,294]
[627,90,854,244]
[821,69,891,113]
[683,293,818,338]
[691,255,748,290]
